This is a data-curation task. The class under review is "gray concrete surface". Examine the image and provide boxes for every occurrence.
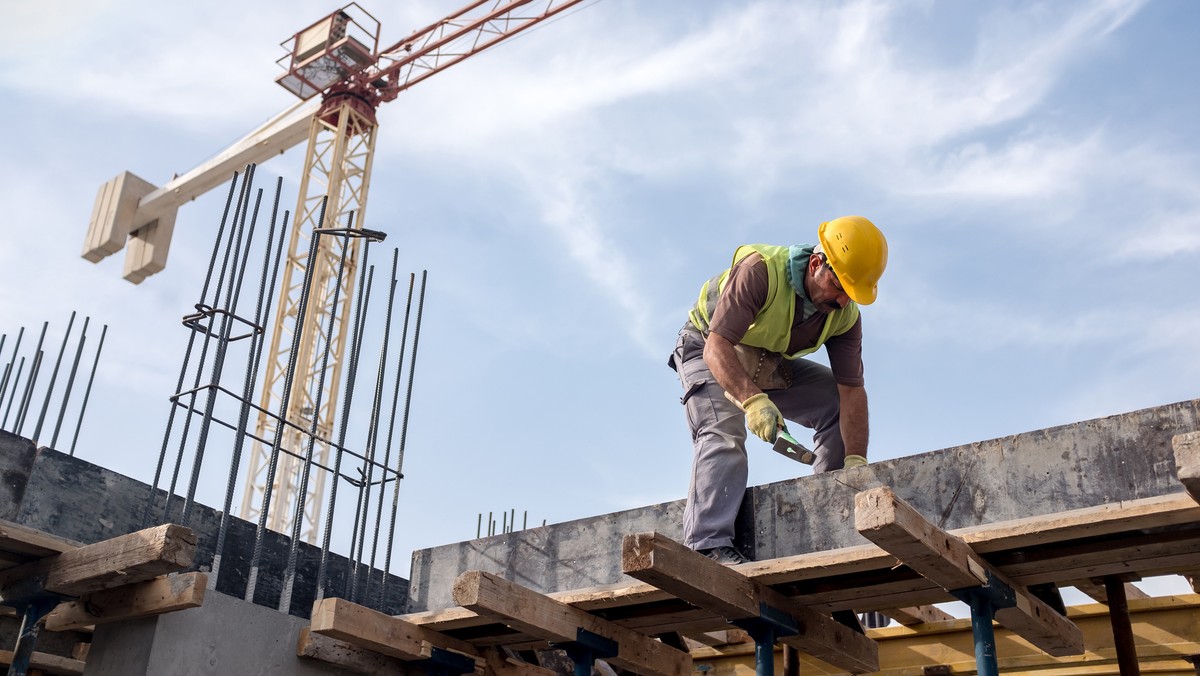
[407,398,1200,611]
[0,431,407,617]
[83,589,348,675]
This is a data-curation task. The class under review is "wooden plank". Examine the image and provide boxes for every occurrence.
[1174,432,1200,501]
[453,570,690,676]
[621,532,878,674]
[43,572,207,631]
[311,597,481,665]
[1069,579,1149,604]
[297,627,411,675]
[695,595,1200,676]
[0,649,85,676]
[0,524,195,599]
[482,648,558,676]
[855,486,1085,656]
[0,520,81,560]
[884,605,955,625]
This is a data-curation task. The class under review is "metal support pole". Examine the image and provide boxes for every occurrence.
[420,647,478,676]
[965,591,1000,676]
[552,628,619,676]
[1104,575,1141,676]
[7,596,60,676]
[732,603,799,676]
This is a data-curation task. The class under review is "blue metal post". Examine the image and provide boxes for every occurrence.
[952,571,1016,676]
[965,590,1000,676]
[733,602,800,676]
[7,597,60,676]
[554,628,619,676]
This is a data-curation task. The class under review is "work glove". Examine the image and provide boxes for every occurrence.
[843,454,868,469]
[741,393,783,443]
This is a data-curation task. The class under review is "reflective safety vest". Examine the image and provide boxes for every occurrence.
[688,244,859,358]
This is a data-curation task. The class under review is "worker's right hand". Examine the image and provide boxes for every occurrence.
[742,393,783,443]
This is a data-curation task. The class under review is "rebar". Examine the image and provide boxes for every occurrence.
[143,170,246,527]
[163,164,257,524]
[2,357,25,430]
[70,324,106,457]
[211,181,287,589]
[32,311,76,444]
[14,322,48,434]
[180,184,264,525]
[350,250,400,603]
[317,242,376,601]
[379,269,428,603]
[278,225,355,614]
[50,316,90,450]
[245,196,327,604]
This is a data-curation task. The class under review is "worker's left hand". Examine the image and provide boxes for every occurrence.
[843,454,868,469]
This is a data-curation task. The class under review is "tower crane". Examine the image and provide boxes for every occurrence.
[81,0,588,543]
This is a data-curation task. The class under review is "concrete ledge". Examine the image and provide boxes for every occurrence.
[408,399,1199,611]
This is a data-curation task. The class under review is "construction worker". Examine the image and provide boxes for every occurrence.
[669,216,888,564]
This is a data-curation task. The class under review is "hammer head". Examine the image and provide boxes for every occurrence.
[772,430,815,464]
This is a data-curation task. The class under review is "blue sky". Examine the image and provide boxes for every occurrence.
[1,0,1198,601]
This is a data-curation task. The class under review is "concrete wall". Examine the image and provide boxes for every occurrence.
[84,590,348,675]
[0,431,407,617]
[407,398,1200,612]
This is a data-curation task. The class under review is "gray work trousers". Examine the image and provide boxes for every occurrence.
[670,324,845,551]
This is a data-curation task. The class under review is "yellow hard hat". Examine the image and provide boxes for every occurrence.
[818,216,888,305]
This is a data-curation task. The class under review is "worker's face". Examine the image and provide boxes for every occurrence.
[806,255,851,312]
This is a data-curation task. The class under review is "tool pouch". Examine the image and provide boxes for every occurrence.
[732,344,792,391]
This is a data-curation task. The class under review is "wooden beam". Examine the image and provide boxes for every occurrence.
[855,486,1085,656]
[482,648,558,676]
[0,649,85,675]
[0,519,81,562]
[453,570,690,676]
[398,493,1200,642]
[1173,432,1200,501]
[885,605,955,625]
[310,597,480,665]
[621,532,878,674]
[0,524,195,600]
[43,572,206,632]
[1070,579,1149,604]
[695,595,1200,676]
[297,627,411,675]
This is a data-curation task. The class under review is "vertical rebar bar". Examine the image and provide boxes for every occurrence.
[211,182,287,590]
[50,316,90,450]
[372,271,415,603]
[379,271,427,603]
[0,327,23,412]
[344,263,378,580]
[15,350,44,436]
[317,241,375,601]
[365,253,406,597]
[245,197,327,604]
[15,322,48,434]
[70,325,107,457]
[143,171,245,527]
[32,311,76,444]
[351,250,400,602]
[278,226,355,614]
[180,186,263,525]
[161,164,256,524]
[3,357,25,430]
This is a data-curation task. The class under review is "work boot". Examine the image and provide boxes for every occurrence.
[699,545,749,565]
